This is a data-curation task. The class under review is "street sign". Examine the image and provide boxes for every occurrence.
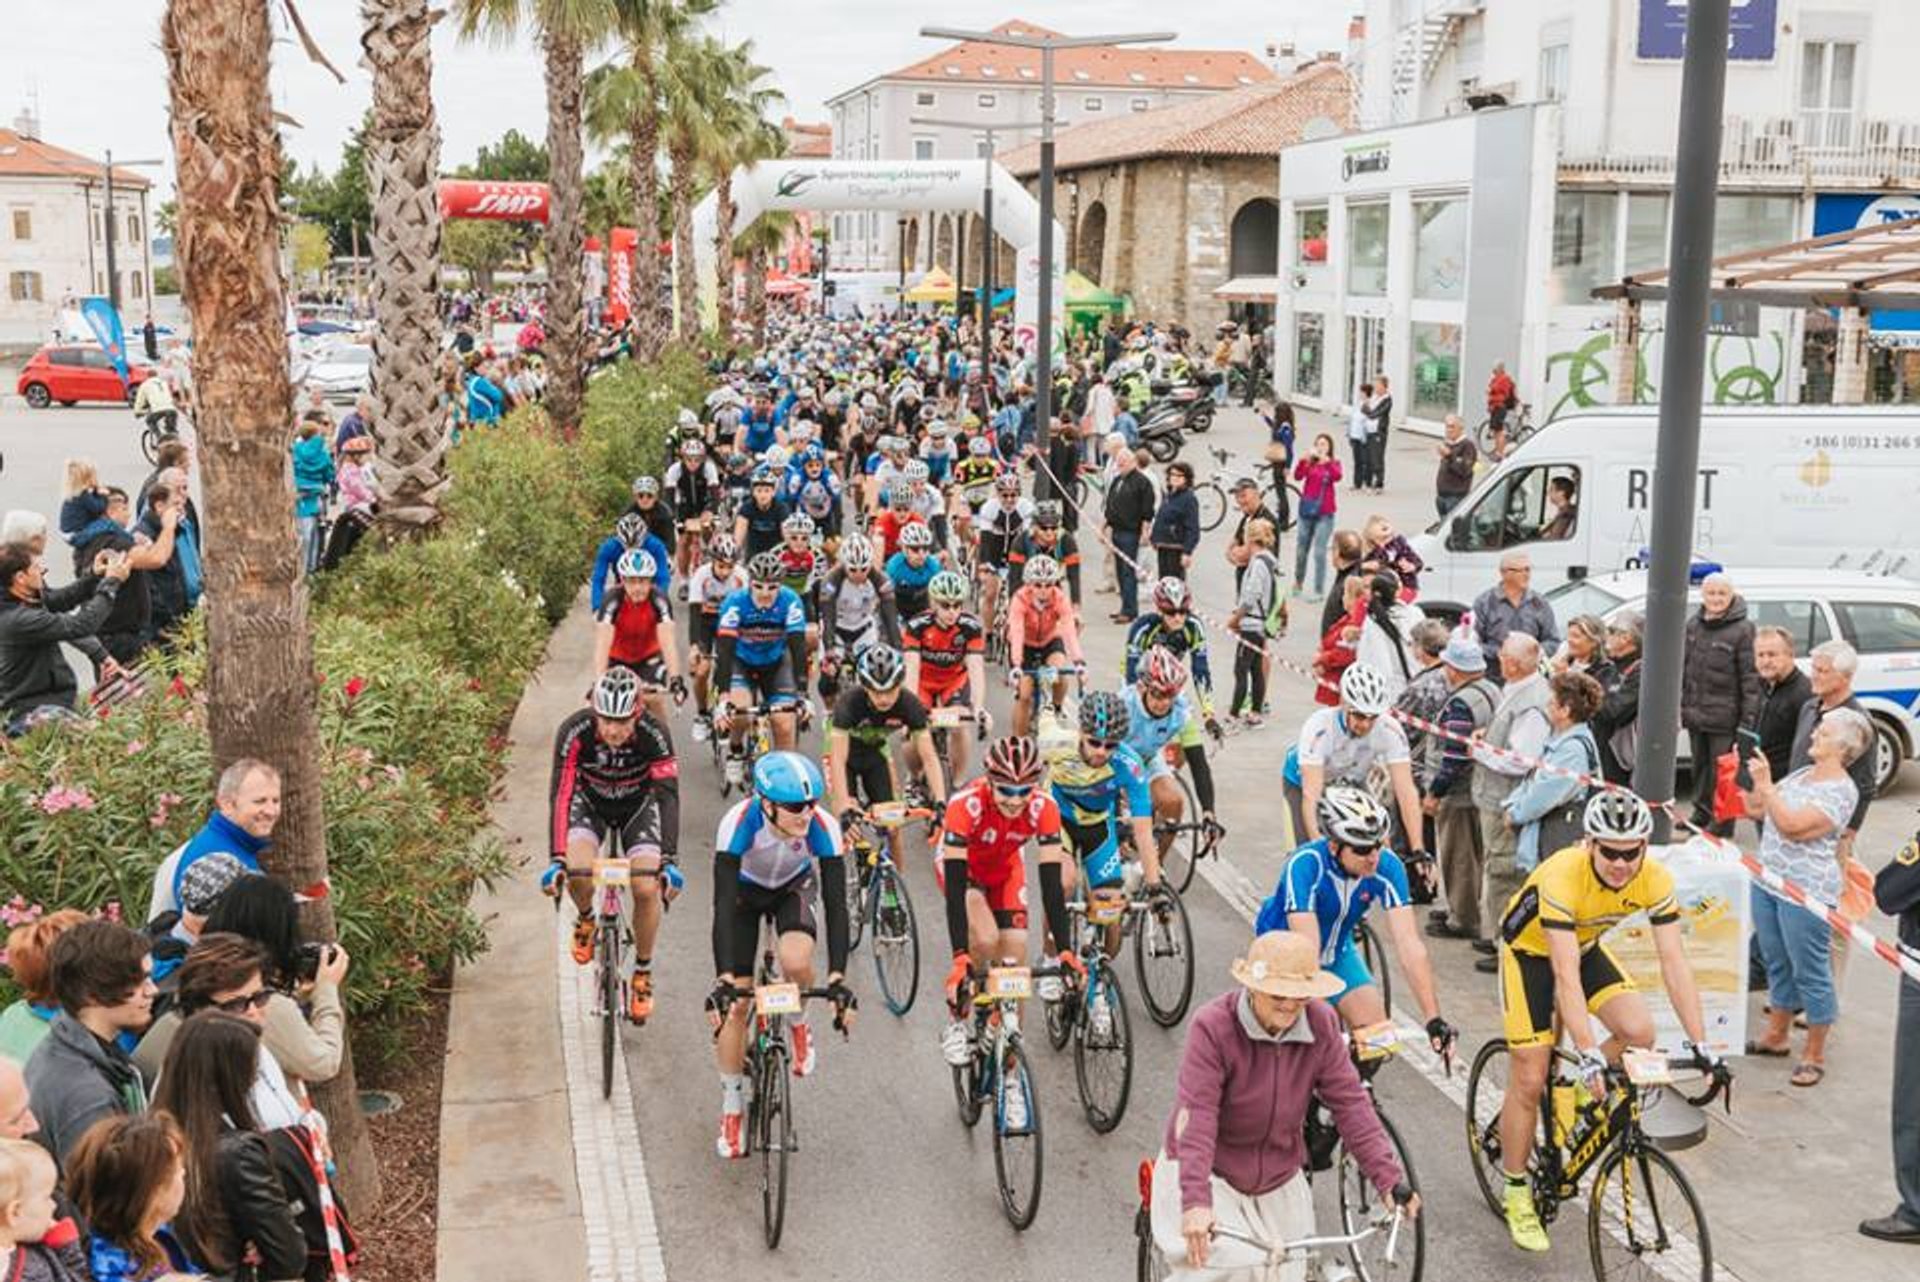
[1636,0,1777,62]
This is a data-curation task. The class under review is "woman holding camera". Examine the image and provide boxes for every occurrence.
[202,875,349,1095]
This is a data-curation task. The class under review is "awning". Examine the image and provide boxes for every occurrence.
[1214,276,1281,303]
[903,266,957,303]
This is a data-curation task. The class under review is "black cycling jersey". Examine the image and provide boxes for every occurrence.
[737,495,790,558]
[831,686,930,755]
[549,708,681,860]
[664,458,722,519]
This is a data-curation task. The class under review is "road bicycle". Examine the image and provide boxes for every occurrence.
[1356,917,1394,1016]
[949,963,1065,1230]
[551,841,665,1100]
[1192,445,1302,534]
[1011,661,1083,740]
[841,801,928,1016]
[716,699,805,797]
[1039,886,1135,1133]
[1300,1024,1429,1281]
[925,702,987,794]
[1145,742,1224,895]
[136,408,182,465]
[1465,1041,1731,1281]
[1109,828,1198,1027]
[1475,401,1538,459]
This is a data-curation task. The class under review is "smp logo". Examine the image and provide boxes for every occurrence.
[775,171,817,199]
[1341,143,1390,181]
[472,192,544,217]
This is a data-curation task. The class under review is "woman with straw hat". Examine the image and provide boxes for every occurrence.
[1150,931,1416,1277]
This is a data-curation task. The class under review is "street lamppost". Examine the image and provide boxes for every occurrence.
[897,215,909,304]
[100,151,166,315]
[921,25,1174,497]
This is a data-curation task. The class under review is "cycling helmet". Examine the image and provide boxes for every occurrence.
[632,475,660,497]
[676,408,700,431]
[679,437,707,458]
[1316,785,1392,849]
[984,735,1044,789]
[928,419,950,438]
[1338,663,1393,716]
[900,522,935,551]
[1022,553,1062,587]
[1138,645,1188,697]
[904,459,930,484]
[1079,690,1131,743]
[753,751,825,806]
[616,548,657,581]
[856,644,906,692]
[886,482,916,510]
[801,443,826,465]
[764,445,791,472]
[1031,500,1063,530]
[1584,790,1655,843]
[995,473,1022,496]
[748,551,784,585]
[927,570,968,606]
[1152,577,1191,613]
[917,403,937,425]
[838,534,876,570]
[750,463,778,486]
[707,534,739,563]
[592,666,642,720]
[782,512,816,538]
[614,512,647,546]
[968,436,993,457]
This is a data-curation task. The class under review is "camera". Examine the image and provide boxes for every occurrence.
[294,941,332,983]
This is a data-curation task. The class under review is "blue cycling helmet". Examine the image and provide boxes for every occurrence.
[753,751,825,806]
[751,463,778,485]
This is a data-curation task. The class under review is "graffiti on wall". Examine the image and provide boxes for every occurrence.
[1541,324,1788,421]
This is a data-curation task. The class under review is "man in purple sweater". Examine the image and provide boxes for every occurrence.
[1153,931,1416,1271]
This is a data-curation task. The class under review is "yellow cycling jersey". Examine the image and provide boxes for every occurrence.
[1499,844,1680,956]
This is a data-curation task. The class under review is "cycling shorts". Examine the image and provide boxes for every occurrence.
[934,857,1028,930]
[1020,641,1069,674]
[919,672,972,708]
[565,792,663,858]
[1498,943,1636,1050]
[730,654,799,706]
[1325,939,1375,1004]
[689,611,721,655]
[1064,818,1126,889]
[720,867,819,976]
[844,747,896,807]
[608,652,668,689]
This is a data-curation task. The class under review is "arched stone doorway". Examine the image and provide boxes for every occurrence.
[1228,198,1279,277]
[935,214,955,270]
[1077,201,1108,282]
[902,217,921,272]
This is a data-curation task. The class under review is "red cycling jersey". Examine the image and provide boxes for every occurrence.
[904,609,984,699]
[939,776,1063,891]
[598,587,668,664]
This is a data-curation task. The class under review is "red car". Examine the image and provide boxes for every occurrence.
[15,344,153,409]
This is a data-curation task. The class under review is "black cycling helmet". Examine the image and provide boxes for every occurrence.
[1079,690,1130,744]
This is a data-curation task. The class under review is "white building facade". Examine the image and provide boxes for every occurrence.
[1278,0,1920,431]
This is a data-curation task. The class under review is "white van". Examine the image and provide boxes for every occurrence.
[1409,406,1920,608]
[1543,568,1920,793]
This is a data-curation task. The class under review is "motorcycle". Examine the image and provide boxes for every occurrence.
[1135,385,1211,462]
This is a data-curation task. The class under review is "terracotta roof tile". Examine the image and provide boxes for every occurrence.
[0,129,154,188]
[880,17,1274,91]
[781,118,832,159]
[996,63,1353,176]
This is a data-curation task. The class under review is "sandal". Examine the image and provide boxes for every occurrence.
[1744,1039,1791,1058]
[1790,1062,1826,1087]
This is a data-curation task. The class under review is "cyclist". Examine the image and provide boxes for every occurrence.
[775,511,822,643]
[826,644,947,834]
[815,533,902,699]
[543,667,683,1023]
[1493,790,1727,1253]
[902,570,988,784]
[884,520,945,621]
[920,418,958,489]
[733,385,785,456]
[870,480,924,563]
[1255,786,1457,1053]
[663,437,722,582]
[706,752,856,1158]
[590,511,671,612]
[685,536,747,743]
[133,373,180,438]
[1007,499,1081,605]
[1283,663,1430,877]
[627,475,678,557]
[1044,691,1162,907]
[1119,646,1221,863]
[973,472,1030,641]
[593,548,687,721]
[1005,553,1083,737]
[1124,577,1221,727]
[733,465,790,560]
[936,736,1078,1065]
[780,443,844,537]
[714,551,810,775]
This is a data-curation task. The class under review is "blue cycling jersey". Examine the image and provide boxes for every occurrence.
[1254,839,1411,966]
[716,796,841,889]
[1121,686,1193,765]
[716,585,806,666]
[884,550,944,594]
[1047,741,1152,828]
[741,410,781,454]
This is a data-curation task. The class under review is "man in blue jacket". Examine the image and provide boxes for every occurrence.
[590,513,672,611]
[152,758,279,921]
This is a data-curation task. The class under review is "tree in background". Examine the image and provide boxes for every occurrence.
[700,44,782,347]
[442,217,519,291]
[284,121,374,259]
[290,222,333,282]
[734,210,791,349]
[463,126,550,182]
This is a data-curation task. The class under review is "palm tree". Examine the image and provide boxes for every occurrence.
[733,211,793,349]
[454,0,617,436]
[657,35,726,343]
[361,0,450,534]
[585,0,715,362]
[582,157,633,245]
[698,45,782,348]
[161,0,379,1209]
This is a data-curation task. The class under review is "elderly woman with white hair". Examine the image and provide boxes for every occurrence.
[1742,704,1871,1087]
[1680,571,1759,832]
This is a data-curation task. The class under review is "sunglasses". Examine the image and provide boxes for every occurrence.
[214,989,274,1015]
[993,784,1035,800]
[768,798,813,816]
[1083,738,1122,753]
[1595,842,1647,863]
[1339,844,1382,860]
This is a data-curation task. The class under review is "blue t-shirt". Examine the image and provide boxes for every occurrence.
[741,409,781,454]
[1121,686,1193,764]
[1255,839,1411,965]
[1048,741,1153,828]
[716,585,807,667]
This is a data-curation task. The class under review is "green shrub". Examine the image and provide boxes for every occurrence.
[443,410,598,623]
[577,352,708,518]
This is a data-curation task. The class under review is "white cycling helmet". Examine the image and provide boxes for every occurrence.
[838,534,876,570]
[1339,663,1393,716]
[593,666,642,720]
[1584,791,1655,843]
[1316,785,1392,849]
[616,548,657,581]
[900,522,935,551]
[1023,553,1063,587]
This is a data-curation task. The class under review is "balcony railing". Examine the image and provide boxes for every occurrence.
[1559,113,1920,187]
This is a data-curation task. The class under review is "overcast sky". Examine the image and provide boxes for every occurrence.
[3,2,1355,200]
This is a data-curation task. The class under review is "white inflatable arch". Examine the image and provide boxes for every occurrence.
[691,159,1063,346]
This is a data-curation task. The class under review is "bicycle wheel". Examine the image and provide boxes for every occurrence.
[993,1033,1044,1230]
[1042,989,1073,1050]
[1464,1038,1545,1219]
[1133,884,1195,1027]
[952,1031,984,1128]
[140,425,163,465]
[1195,481,1228,533]
[759,1040,794,1249]
[1157,772,1204,895]
[846,851,868,952]
[1355,919,1394,1015]
[1136,1205,1169,1282]
[1338,1108,1424,1281]
[598,923,620,1100]
[1588,1143,1711,1282]
[870,862,921,1015]
[1073,960,1134,1134]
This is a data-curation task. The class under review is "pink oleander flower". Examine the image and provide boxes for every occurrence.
[125,739,147,756]
[344,676,367,701]
[0,896,45,928]
[36,786,97,815]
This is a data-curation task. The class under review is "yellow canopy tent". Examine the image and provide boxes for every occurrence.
[903,266,957,304]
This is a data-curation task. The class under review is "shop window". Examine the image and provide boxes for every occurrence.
[1749,599,1833,653]
[1551,190,1618,304]
[1449,464,1582,551]
[1410,321,1461,420]
[1347,202,1389,296]
[1294,206,1329,288]
[1293,312,1324,399]
[1836,601,1920,654]
[1413,198,1466,300]
[1713,194,1795,258]
[1624,193,1670,274]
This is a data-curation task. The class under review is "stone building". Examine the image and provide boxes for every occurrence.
[992,62,1352,334]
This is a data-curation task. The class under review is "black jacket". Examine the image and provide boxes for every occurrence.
[1149,487,1201,553]
[1746,668,1814,782]
[1591,655,1643,784]
[0,579,118,721]
[1874,828,1920,959]
[181,1128,309,1282]
[1103,469,1156,533]
[1680,596,1760,734]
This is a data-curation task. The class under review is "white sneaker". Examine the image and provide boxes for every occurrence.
[1036,975,1065,1002]
[691,715,711,743]
[1001,1073,1029,1130]
[941,1019,974,1066]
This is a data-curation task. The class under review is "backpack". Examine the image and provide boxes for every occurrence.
[1252,551,1289,639]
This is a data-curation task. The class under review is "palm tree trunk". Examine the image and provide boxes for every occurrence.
[362,0,449,533]
[713,172,736,345]
[669,142,698,343]
[542,27,587,436]
[746,243,768,348]
[162,0,381,1210]
[627,55,667,363]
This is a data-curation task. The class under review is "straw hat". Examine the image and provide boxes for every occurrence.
[1229,931,1343,1000]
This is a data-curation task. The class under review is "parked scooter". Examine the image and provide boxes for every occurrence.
[1136,385,1212,461]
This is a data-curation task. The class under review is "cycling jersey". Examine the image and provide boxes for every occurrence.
[663,458,722,517]
[737,496,790,558]
[1282,706,1412,788]
[903,609,984,698]
[739,409,782,455]
[549,708,681,859]
[870,508,923,562]
[1500,844,1680,957]
[776,545,820,604]
[1006,584,1081,663]
[884,550,945,620]
[597,584,671,665]
[716,585,807,667]
[953,457,1002,510]
[1007,529,1080,584]
[817,567,901,648]
[1120,685,1196,781]
[1256,839,1410,965]
[628,499,678,553]
[830,686,930,756]
[940,778,1063,883]
[781,468,843,527]
[686,563,747,617]
[975,496,1032,566]
[1124,615,1216,712]
[1046,740,1151,828]
[715,796,841,890]
[920,442,956,485]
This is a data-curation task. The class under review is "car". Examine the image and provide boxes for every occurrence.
[15,344,154,409]
[1544,568,1920,793]
[302,343,374,402]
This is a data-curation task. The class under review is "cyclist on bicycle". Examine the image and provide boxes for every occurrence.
[1125,577,1222,729]
[780,443,844,538]
[902,570,988,784]
[1492,790,1727,1253]
[733,465,791,560]
[714,551,810,772]
[884,520,945,621]
[1007,500,1081,605]
[133,373,180,438]
[627,475,678,558]
[664,437,722,582]
[1119,647,1221,863]
[826,644,947,833]
[936,735,1079,1065]
[590,511,671,612]
[685,536,747,743]
[1255,785,1457,1055]
[1005,553,1083,737]
[706,752,857,1158]
[973,472,1030,641]
[1283,663,1431,880]
[870,480,925,563]
[775,511,822,638]
[1044,691,1162,905]
[593,548,687,722]
[543,667,683,1023]
[815,533,901,698]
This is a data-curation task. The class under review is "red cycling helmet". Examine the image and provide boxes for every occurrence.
[983,735,1044,789]
[1139,645,1188,697]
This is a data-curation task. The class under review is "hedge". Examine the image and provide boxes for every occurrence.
[0,349,709,1062]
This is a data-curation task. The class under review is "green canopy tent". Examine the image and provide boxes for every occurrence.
[1063,269,1127,335]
